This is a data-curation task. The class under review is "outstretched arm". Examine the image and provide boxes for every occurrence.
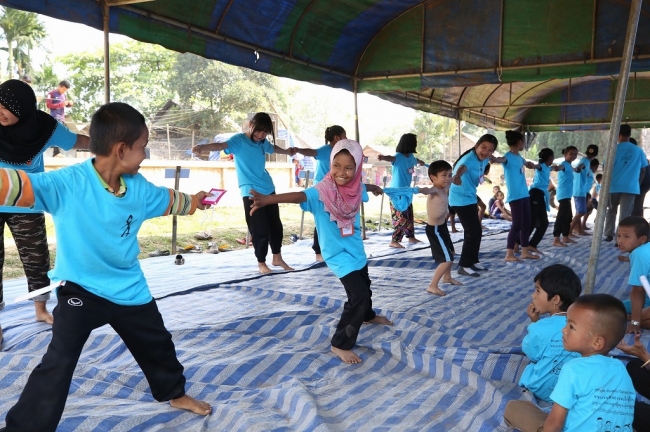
[378,155,396,163]
[192,142,228,156]
[250,189,306,215]
[273,145,293,155]
[451,165,467,185]
[417,186,440,196]
[525,161,539,170]
[293,147,317,157]
[73,134,90,150]
[364,184,383,196]
[490,156,507,164]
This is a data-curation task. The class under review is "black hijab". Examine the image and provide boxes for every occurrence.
[0,79,58,164]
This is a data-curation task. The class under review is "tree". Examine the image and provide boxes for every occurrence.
[413,112,456,163]
[0,7,46,80]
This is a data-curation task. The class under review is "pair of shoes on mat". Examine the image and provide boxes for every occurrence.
[148,249,170,257]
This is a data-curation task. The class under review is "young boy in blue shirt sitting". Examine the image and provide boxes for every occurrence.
[0,102,212,432]
[616,216,650,334]
[504,294,635,432]
[518,264,582,402]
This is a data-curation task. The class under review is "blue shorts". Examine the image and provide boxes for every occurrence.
[623,296,650,314]
[574,196,587,214]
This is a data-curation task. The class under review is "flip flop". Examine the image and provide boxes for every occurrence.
[218,244,232,252]
[148,249,170,257]
[194,231,212,240]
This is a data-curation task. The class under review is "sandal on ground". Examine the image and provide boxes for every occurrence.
[148,249,170,257]
[194,231,213,240]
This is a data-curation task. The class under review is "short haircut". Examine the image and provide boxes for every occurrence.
[396,133,417,154]
[620,124,632,137]
[538,148,554,163]
[58,80,71,88]
[618,216,650,239]
[428,160,452,177]
[534,264,582,311]
[596,173,603,180]
[573,294,627,352]
[562,145,578,155]
[505,130,524,147]
[89,102,146,156]
[249,112,275,144]
[630,137,638,145]
[590,158,599,169]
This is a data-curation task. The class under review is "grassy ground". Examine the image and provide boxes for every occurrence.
[1,184,499,280]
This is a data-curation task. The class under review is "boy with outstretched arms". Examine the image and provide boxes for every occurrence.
[0,102,212,432]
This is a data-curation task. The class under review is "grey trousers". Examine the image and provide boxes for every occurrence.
[604,192,636,237]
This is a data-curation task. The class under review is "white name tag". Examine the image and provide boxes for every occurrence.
[341,225,354,237]
[479,174,485,184]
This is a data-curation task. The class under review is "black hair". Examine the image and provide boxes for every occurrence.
[89,102,146,156]
[618,216,650,239]
[596,173,603,181]
[620,124,632,137]
[538,148,554,164]
[452,134,498,168]
[562,145,578,155]
[325,125,345,144]
[572,294,627,352]
[395,133,417,154]
[534,264,582,312]
[505,130,524,147]
[630,137,638,145]
[21,74,32,84]
[590,158,599,169]
[586,144,599,157]
[428,160,452,177]
[249,112,275,144]
[58,80,71,88]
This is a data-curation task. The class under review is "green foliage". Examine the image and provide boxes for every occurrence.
[413,112,456,164]
[0,7,46,80]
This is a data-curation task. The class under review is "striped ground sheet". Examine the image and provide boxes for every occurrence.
[0,220,640,431]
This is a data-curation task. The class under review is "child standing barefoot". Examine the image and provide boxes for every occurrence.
[528,148,557,254]
[192,112,294,274]
[418,161,462,296]
[553,146,578,247]
[250,139,391,364]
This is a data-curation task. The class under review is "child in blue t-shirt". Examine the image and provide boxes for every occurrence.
[505,294,635,432]
[192,112,295,274]
[569,144,598,237]
[250,139,391,365]
[0,103,213,432]
[291,125,347,262]
[553,146,579,248]
[528,148,559,252]
[377,133,425,249]
[518,264,582,402]
[616,216,650,334]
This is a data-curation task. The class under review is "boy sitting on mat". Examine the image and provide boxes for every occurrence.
[0,102,212,432]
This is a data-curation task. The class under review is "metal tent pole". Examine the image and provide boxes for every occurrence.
[585,0,643,294]
[354,80,367,239]
[102,1,111,104]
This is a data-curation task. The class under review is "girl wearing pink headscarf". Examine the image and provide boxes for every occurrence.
[250,139,391,364]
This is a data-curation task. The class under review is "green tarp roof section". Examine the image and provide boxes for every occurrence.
[4,0,650,131]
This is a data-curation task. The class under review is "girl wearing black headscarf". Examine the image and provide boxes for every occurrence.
[0,79,89,341]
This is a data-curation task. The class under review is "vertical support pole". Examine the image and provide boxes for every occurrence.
[585,0,643,294]
[299,170,310,239]
[102,0,110,104]
[167,124,171,159]
[378,176,387,232]
[171,166,181,254]
[457,118,462,159]
[192,130,195,148]
[354,79,367,239]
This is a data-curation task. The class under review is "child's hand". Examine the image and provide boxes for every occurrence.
[249,189,267,215]
[451,175,462,186]
[194,191,212,210]
[526,303,540,322]
[627,321,643,335]
[525,161,535,169]
[617,333,650,360]
[371,186,383,196]
[192,145,205,156]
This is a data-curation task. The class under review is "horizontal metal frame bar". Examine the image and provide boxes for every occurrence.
[463,97,650,110]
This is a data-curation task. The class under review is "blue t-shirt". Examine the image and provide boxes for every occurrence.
[530,163,551,210]
[313,144,332,184]
[583,168,594,196]
[610,142,648,194]
[449,151,487,207]
[300,185,369,278]
[502,151,529,203]
[224,133,275,197]
[519,315,581,402]
[29,159,174,305]
[389,153,417,188]
[550,355,635,432]
[627,242,650,307]
[384,187,420,212]
[556,161,574,201]
[0,122,77,214]
[572,157,590,197]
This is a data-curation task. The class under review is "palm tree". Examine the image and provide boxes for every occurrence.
[0,7,46,80]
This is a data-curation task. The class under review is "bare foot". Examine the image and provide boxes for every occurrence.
[331,346,362,364]
[170,395,212,416]
[505,256,522,262]
[35,301,54,324]
[408,237,422,244]
[443,278,463,286]
[553,240,568,247]
[271,257,295,271]
[427,285,447,296]
[258,262,273,274]
[618,255,630,262]
[315,254,324,262]
[389,241,404,249]
[528,246,543,254]
[520,253,540,260]
[481,225,488,230]
[564,237,577,244]
[568,234,580,239]
[513,245,520,254]
[366,315,393,325]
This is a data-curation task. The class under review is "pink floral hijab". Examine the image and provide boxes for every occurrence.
[314,139,364,231]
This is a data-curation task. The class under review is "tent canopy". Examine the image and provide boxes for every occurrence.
[5,0,650,131]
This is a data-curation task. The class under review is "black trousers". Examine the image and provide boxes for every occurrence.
[243,195,283,262]
[552,198,572,237]
[529,188,549,248]
[312,228,321,255]
[626,359,650,430]
[450,204,482,268]
[331,265,376,350]
[2,282,186,432]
